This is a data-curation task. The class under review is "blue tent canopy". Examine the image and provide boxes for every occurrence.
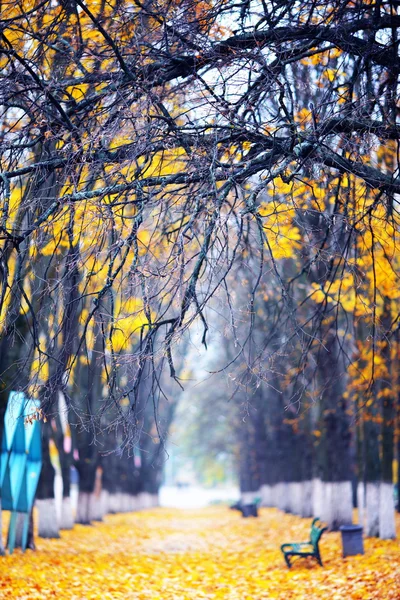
[0,392,42,554]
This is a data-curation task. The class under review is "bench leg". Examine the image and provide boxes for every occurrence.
[284,554,291,568]
[316,553,323,567]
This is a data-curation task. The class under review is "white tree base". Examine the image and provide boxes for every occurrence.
[121,493,132,512]
[129,495,138,511]
[270,484,280,508]
[60,497,74,530]
[101,490,110,515]
[37,499,60,538]
[366,482,380,537]
[90,493,104,521]
[107,493,120,514]
[301,480,313,518]
[324,481,353,529]
[75,492,92,525]
[270,484,280,509]
[137,492,156,510]
[260,484,273,507]
[275,482,290,512]
[312,478,325,521]
[285,483,294,513]
[379,482,396,539]
[99,490,109,517]
[116,492,125,513]
[288,482,303,515]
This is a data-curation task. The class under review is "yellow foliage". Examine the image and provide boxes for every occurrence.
[144,147,187,178]
[1,507,400,599]
[66,84,90,101]
[259,200,302,260]
[109,297,152,352]
[29,351,49,385]
[310,275,356,312]
[295,108,312,126]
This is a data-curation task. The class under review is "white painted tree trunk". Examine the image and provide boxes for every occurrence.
[137,492,152,509]
[101,490,110,515]
[285,483,293,513]
[135,493,143,510]
[276,482,290,512]
[379,483,396,539]
[106,493,114,513]
[366,482,380,537]
[107,493,120,514]
[116,492,124,512]
[357,482,365,530]
[60,497,74,530]
[75,491,91,525]
[324,481,353,529]
[269,484,276,507]
[116,494,124,513]
[129,495,138,511]
[260,484,272,507]
[121,494,131,512]
[320,482,331,524]
[90,492,104,521]
[271,484,280,508]
[301,480,313,518]
[312,478,325,519]
[142,493,151,509]
[275,483,283,510]
[37,499,60,538]
[100,490,109,517]
[290,482,303,515]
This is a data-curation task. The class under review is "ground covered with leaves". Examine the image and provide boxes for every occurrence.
[1,507,400,599]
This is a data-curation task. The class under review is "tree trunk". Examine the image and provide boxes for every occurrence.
[300,409,314,518]
[379,305,396,539]
[36,422,59,538]
[238,412,261,505]
[52,408,74,530]
[317,335,353,530]
[72,315,104,524]
[102,434,118,514]
[364,409,381,537]
[75,452,98,524]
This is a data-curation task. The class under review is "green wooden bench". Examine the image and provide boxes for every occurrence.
[281,517,327,568]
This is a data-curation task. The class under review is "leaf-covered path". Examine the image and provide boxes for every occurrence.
[1,507,400,599]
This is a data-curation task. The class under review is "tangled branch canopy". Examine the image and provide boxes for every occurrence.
[0,0,399,435]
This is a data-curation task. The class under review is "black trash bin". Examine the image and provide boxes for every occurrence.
[339,525,364,557]
[241,503,258,518]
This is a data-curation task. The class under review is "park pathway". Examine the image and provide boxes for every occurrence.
[1,507,399,599]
